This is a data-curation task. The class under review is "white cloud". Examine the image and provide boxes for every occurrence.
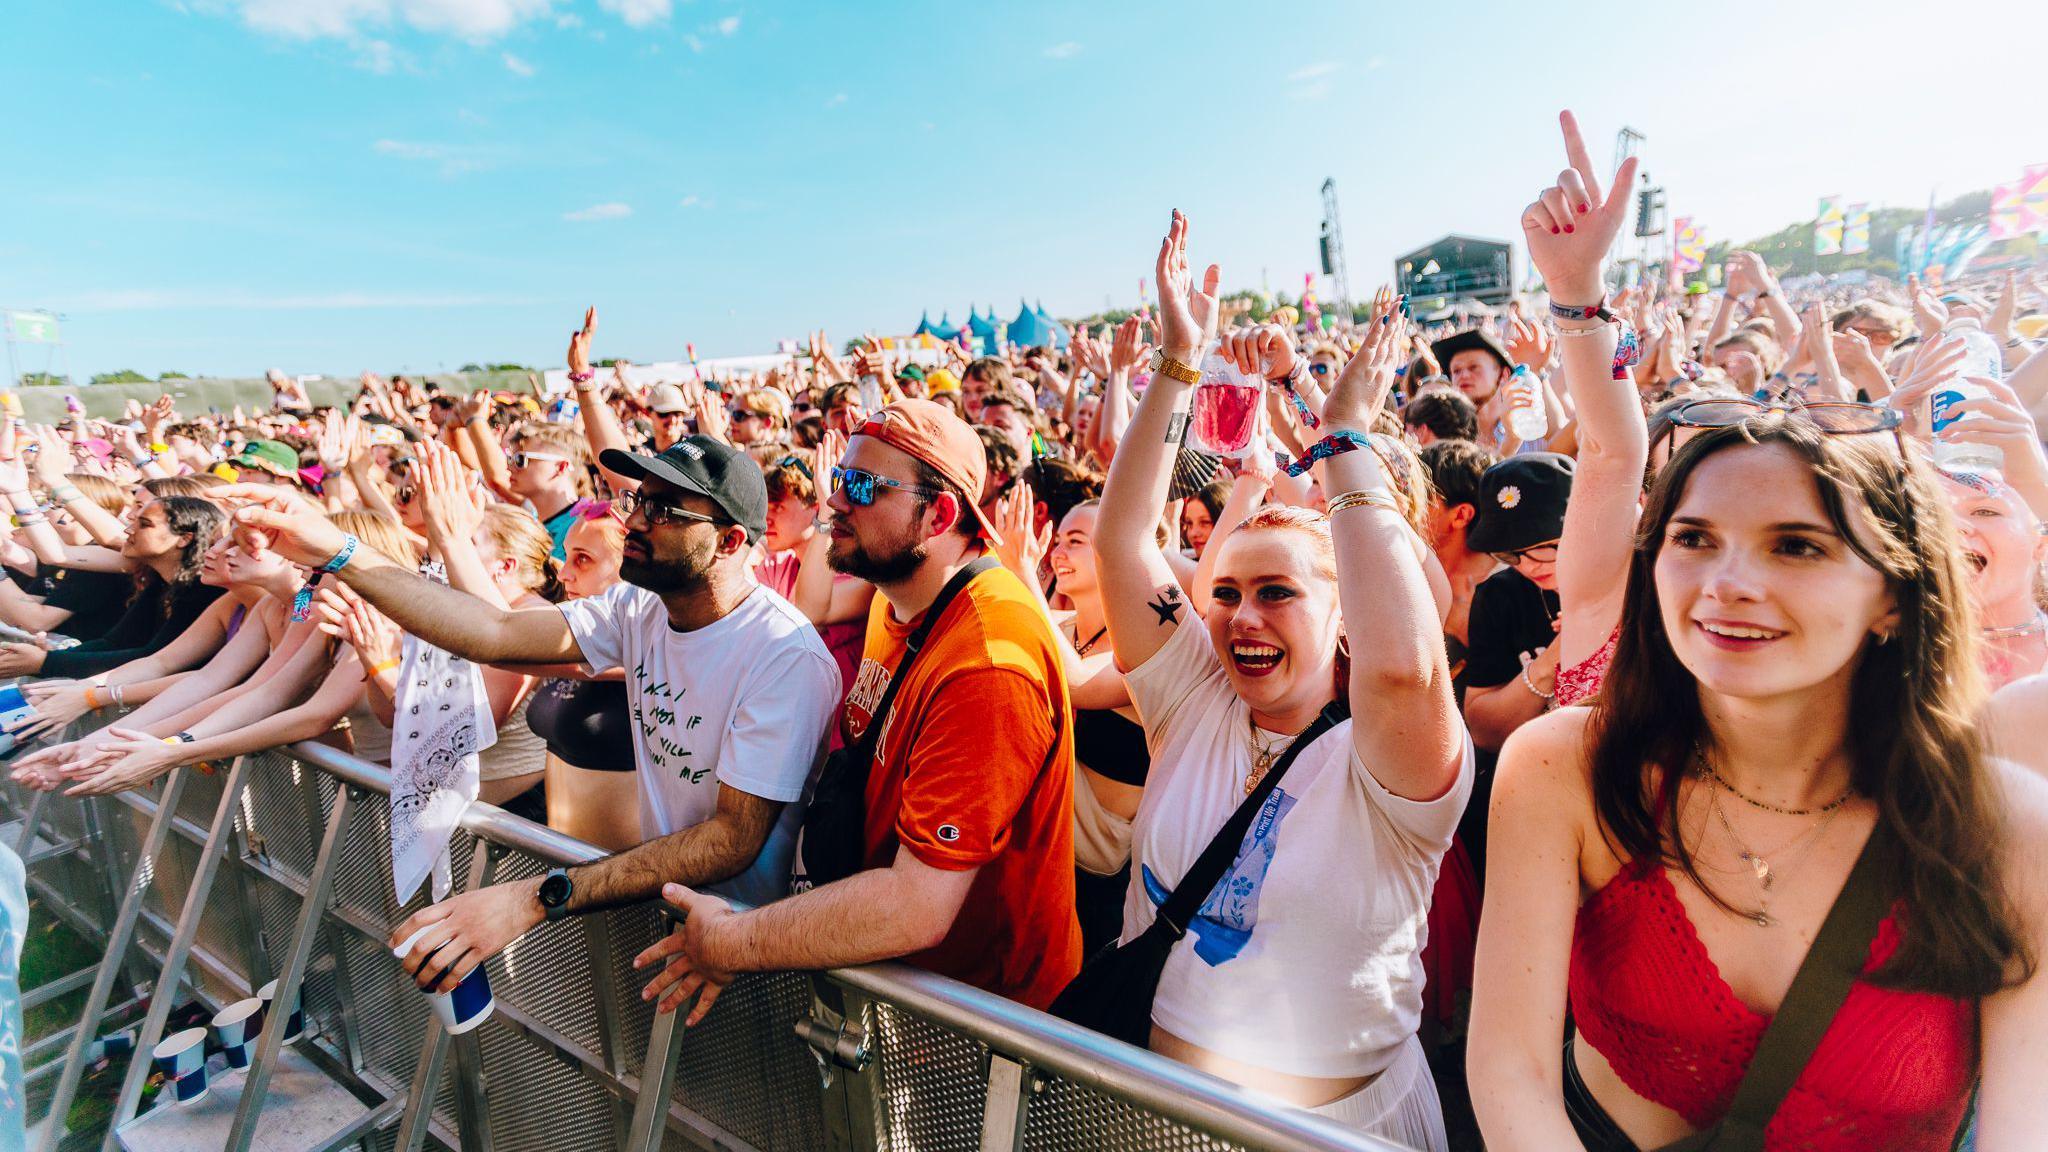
[502,51,534,76]
[678,194,701,207]
[1364,55,1385,70]
[716,14,739,34]
[1043,41,1081,60]
[1287,61,1341,82]
[564,202,632,221]
[598,0,669,26]
[355,37,397,72]
[554,11,580,27]
[372,138,491,176]
[228,0,557,41]
[683,33,703,51]
[823,92,847,109]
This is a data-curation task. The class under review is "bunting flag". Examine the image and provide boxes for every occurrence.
[1842,204,1870,255]
[2018,165,2048,234]
[1813,196,1845,256]
[1672,217,1706,274]
[1992,183,2026,240]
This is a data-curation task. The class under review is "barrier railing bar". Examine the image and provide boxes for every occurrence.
[825,964,1410,1152]
[223,782,359,1152]
[447,838,497,1152]
[622,992,683,1152]
[21,965,96,1011]
[13,788,49,855]
[393,1017,450,1152]
[978,1053,1031,1152]
[224,806,278,1021]
[578,911,633,1150]
[104,755,252,1140]
[36,769,193,1152]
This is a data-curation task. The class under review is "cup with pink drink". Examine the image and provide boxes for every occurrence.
[1189,349,1262,457]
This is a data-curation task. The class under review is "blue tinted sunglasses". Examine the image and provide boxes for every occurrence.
[831,466,940,507]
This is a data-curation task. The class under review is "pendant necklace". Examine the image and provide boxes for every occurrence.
[1703,773,1849,928]
[1243,713,1302,797]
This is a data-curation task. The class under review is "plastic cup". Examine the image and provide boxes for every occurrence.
[211,998,264,1068]
[394,924,494,1034]
[150,1028,209,1105]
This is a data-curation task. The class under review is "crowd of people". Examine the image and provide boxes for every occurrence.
[5,110,2048,1150]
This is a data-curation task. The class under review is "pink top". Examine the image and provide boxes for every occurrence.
[1555,627,1617,708]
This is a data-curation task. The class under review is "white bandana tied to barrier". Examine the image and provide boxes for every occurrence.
[388,633,498,903]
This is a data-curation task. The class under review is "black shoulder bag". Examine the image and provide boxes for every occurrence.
[799,557,999,888]
[1050,699,1348,1047]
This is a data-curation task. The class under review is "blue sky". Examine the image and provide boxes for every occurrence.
[4,0,2039,381]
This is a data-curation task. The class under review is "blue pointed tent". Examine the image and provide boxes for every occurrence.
[1032,300,1069,350]
[1008,299,1057,350]
[912,311,936,337]
[929,311,960,342]
[965,306,1001,355]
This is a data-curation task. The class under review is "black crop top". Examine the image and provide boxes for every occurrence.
[1073,707,1150,787]
[525,677,635,772]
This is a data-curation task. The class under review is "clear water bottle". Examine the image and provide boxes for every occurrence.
[1930,317,2004,474]
[1505,365,1548,442]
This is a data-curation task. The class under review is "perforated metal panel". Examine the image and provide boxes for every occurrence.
[1023,1073,1251,1152]
[869,1001,993,1152]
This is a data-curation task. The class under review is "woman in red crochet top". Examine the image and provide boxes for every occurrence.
[1466,113,2048,1152]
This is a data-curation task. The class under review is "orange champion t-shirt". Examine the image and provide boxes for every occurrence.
[842,563,1081,1010]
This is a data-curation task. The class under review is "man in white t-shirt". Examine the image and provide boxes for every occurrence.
[224,435,838,995]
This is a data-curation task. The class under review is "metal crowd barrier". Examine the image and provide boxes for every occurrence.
[3,729,1409,1152]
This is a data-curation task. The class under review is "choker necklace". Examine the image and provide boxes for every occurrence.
[1981,612,2048,641]
[1692,744,1854,817]
[1074,624,1109,656]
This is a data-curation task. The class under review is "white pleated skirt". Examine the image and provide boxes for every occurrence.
[1303,1033,1448,1151]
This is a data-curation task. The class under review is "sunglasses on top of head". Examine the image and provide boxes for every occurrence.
[831,466,940,507]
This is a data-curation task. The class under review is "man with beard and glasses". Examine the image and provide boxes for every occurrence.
[218,434,840,998]
[630,398,1082,1024]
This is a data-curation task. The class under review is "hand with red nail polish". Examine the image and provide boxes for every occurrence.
[1519,109,1639,306]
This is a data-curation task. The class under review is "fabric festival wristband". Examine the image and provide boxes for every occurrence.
[371,659,402,676]
[567,371,595,385]
[1271,364,1321,431]
[1276,430,1372,478]
[291,534,360,622]
[52,485,83,503]
[1548,299,1614,323]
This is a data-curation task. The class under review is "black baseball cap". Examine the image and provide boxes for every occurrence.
[600,436,768,544]
[1465,453,1574,554]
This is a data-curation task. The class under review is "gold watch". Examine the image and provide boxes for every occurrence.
[1149,349,1201,385]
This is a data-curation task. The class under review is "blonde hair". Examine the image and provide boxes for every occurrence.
[514,423,593,497]
[65,472,130,516]
[330,510,421,570]
[478,506,565,602]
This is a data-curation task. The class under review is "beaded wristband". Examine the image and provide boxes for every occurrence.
[567,371,595,385]
[1275,430,1372,478]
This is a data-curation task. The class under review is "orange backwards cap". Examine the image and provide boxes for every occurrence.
[852,398,1002,547]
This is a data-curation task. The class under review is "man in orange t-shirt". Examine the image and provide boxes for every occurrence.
[639,399,1081,1021]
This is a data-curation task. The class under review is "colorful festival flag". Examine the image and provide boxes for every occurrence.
[1842,204,1870,256]
[1991,183,2026,240]
[2019,165,2048,234]
[1672,217,1706,274]
[1813,196,1845,256]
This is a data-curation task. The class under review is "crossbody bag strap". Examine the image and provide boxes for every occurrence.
[1152,699,1349,939]
[1658,825,1897,1152]
[846,556,1001,767]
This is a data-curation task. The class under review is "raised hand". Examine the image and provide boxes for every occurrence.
[1520,110,1640,305]
[694,391,730,444]
[1155,210,1221,358]
[1937,377,2048,496]
[314,583,402,668]
[568,307,598,377]
[218,484,350,568]
[415,441,485,548]
[1505,314,1554,371]
[991,481,1050,584]
[140,395,175,444]
[315,409,351,470]
[1884,334,1970,437]
[812,430,847,519]
[1910,281,1949,341]
[1991,270,2019,344]
[1323,291,1404,427]
[1108,315,1152,379]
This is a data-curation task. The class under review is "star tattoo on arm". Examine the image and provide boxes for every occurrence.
[1147,586,1183,626]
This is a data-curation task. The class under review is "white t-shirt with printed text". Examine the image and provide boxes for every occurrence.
[1121,617,1473,1080]
[560,581,840,907]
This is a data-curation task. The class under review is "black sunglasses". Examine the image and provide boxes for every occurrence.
[616,488,730,528]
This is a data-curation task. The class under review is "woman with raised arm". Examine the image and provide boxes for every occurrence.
[1087,211,1469,1147]
[1469,118,2048,1152]
[1496,111,1648,715]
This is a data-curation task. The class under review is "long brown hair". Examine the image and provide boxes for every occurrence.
[1588,415,2030,997]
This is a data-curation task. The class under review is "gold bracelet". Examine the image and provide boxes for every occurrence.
[1548,322,1614,340]
[1326,489,1402,515]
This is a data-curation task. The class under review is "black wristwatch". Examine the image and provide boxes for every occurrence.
[172,731,196,743]
[538,867,574,922]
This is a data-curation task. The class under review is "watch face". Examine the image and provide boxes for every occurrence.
[539,871,571,907]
